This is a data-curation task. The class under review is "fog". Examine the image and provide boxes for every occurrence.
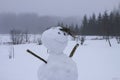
[0,0,120,33]
[0,13,82,33]
[0,0,119,17]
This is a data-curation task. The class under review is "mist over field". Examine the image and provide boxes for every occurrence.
[0,13,82,34]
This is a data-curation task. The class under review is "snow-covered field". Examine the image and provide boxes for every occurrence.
[0,35,120,80]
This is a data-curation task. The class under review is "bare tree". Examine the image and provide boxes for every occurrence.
[23,30,30,43]
[10,29,24,45]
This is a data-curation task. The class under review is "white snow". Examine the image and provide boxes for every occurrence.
[39,27,78,80]
[38,54,78,80]
[0,35,120,80]
[41,27,68,54]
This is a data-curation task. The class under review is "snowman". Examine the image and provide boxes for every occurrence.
[37,26,78,80]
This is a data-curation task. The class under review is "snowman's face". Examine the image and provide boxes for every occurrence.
[52,27,68,43]
[41,27,68,54]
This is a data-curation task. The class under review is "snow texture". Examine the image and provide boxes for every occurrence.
[41,27,68,54]
[0,35,120,80]
[38,26,78,80]
[38,54,78,80]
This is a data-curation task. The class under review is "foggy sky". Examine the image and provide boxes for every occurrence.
[0,0,120,17]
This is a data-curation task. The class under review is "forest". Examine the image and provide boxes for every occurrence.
[59,4,120,36]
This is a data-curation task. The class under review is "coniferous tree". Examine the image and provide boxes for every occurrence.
[81,15,88,35]
[102,11,112,47]
[114,12,120,35]
[97,13,103,35]
[88,13,97,35]
[102,11,109,36]
[74,24,79,35]
[109,12,114,35]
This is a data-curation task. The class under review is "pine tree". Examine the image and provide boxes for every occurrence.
[97,13,103,35]
[81,15,88,35]
[102,11,112,47]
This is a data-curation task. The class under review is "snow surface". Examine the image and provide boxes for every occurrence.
[0,36,120,80]
[38,53,78,80]
[39,26,78,80]
[41,27,68,54]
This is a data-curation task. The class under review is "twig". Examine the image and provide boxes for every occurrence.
[26,49,47,64]
[69,43,79,58]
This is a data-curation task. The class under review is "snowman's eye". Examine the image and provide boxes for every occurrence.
[64,33,66,36]
[58,32,61,34]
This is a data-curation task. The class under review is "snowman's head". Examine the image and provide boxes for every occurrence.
[41,26,71,54]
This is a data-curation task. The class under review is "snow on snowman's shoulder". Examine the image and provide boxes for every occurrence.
[38,54,78,80]
[48,54,76,64]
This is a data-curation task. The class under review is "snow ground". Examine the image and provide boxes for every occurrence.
[0,36,120,80]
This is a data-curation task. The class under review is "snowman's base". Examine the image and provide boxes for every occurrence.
[38,54,78,80]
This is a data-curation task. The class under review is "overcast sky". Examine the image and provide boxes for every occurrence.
[0,0,120,17]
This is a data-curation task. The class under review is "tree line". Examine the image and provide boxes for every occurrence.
[59,11,120,36]
[81,11,120,36]
[58,3,120,36]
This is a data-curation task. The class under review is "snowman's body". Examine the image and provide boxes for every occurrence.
[38,27,78,80]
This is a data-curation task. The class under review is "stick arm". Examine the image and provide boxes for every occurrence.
[69,43,79,58]
[26,49,47,64]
